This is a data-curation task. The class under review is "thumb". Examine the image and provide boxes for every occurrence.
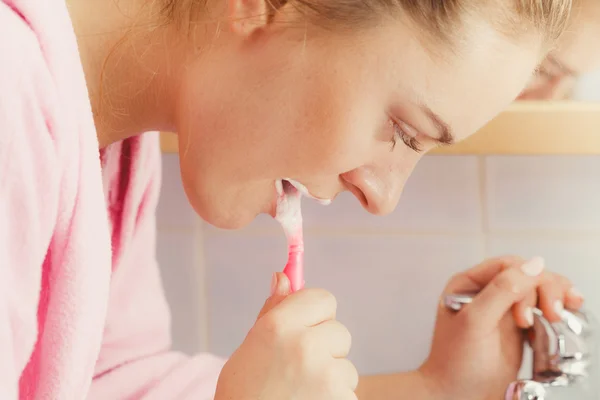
[256,272,291,321]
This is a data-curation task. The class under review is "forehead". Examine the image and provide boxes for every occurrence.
[373,18,541,140]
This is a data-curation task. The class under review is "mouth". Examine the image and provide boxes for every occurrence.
[276,179,332,205]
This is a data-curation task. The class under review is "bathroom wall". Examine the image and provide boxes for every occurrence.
[156,73,600,396]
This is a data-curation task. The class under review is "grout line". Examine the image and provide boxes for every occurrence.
[482,231,600,239]
[200,227,600,239]
[192,219,211,353]
[166,224,600,240]
[204,228,487,237]
[478,155,490,256]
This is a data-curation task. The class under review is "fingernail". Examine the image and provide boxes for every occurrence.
[554,300,564,315]
[521,256,545,277]
[525,307,534,327]
[270,273,278,296]
[569,287,584,299]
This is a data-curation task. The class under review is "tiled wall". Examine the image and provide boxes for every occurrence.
[156,72,600,397]
[157,153,600,368]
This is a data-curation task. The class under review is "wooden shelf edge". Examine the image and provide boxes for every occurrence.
[161,101,600,155]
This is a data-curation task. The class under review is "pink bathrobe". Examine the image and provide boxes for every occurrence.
[0,0,225,398]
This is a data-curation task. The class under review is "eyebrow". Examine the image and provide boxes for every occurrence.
[546,54,578,77]
[419,104,455,145]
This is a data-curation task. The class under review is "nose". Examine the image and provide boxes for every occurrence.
[340,164,405,216]
[519,75,571,100]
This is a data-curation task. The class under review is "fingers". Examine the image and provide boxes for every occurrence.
[322,358,359,396]
[538,272,584,322]
[256,272,291,321]
[334,358,360,392]
[462,257,545,331]
[311,320,352,358]
[446,255,587,332]
[538,276,566,322]
[566,286,585,310]
[553,273,585,310]
[268,288,338,328]
[512,289,537,329]
[445,255,524,294]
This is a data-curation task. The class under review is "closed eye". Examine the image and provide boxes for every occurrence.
[389,119,422,153]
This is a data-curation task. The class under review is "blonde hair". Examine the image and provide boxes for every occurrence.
[160,0,572,48]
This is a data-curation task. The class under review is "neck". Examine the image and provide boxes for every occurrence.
[66,0,185,148]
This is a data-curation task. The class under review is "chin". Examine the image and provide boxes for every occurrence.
[190,199,260,230]
[204,212,256,230]
[179,172,274,230]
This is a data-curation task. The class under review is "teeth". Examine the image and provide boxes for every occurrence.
[284,178,332,205]
[285,179,310,197]
[275,180,284,196]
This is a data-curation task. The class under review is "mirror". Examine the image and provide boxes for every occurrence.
[514,0,600,103]
[515,67,600,103]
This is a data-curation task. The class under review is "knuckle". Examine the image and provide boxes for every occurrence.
[309,288,338,312]
[483,255,522,270]
[491,272,522,295]
[554,273,572,287]
[321,362,339,385]
[539,271,552,284]
[446,272,464,288]
[293,331,317,361]
[500,254,524,264]
[458,307,479,329]
[284,334,315,376]
[319,360,358,394]
[256,312,286,339]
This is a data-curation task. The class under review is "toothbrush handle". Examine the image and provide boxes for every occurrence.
[283,250,304,292]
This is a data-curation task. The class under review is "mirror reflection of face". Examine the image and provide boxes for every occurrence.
[519,0,600,100]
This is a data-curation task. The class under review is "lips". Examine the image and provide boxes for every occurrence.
[276,179,332,205]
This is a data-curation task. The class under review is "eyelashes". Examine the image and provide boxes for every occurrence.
[389,119,422,153]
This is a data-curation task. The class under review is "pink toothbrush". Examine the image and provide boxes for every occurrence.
[283,232,304,292]
[275,181,305,292]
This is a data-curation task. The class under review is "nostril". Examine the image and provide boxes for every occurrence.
[341,167,401,216]
[343,181,369,210]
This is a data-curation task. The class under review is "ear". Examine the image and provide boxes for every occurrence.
[228,0,274,36]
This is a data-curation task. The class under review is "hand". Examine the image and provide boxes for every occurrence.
[417,256,584,400]
[215,272,359,400]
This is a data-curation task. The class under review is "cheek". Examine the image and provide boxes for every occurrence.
[285,81,380,177]
[177,44,380,181]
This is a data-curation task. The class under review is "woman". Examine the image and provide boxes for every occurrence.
[0,0,583,399]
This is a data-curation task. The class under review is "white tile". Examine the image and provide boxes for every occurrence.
[572,68,600,101]
[485,156,600,232]
[157,154,199,230]
[302,156,482,233]
[204,233,288,357]
[204,232,485,374]
[486,235,600,315]
[156,229,206,354]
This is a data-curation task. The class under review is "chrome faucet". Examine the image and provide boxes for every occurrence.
[444,293,597,400]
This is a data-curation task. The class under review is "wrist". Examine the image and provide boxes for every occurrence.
[356,369,448,400]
